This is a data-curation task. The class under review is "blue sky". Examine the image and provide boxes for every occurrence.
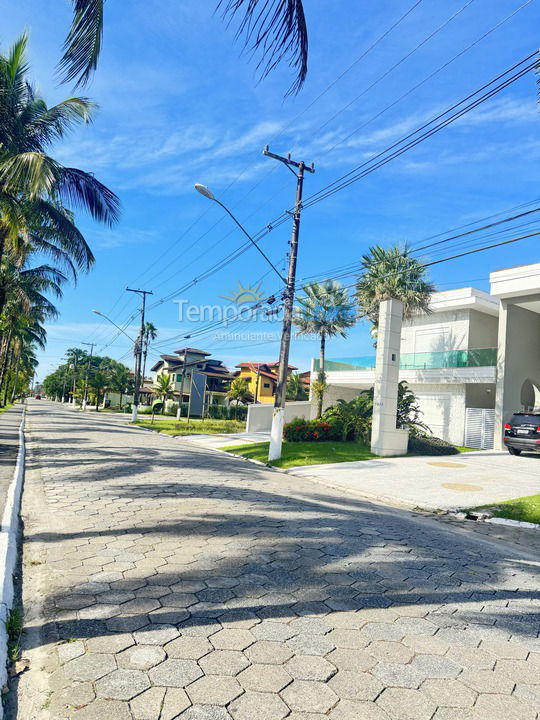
[3,0,540,381]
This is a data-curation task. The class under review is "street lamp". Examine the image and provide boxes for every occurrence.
[194,185,286,284]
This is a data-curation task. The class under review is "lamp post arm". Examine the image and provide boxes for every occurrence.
[213,198,286,285]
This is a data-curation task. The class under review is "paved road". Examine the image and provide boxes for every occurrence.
[16,400,540,719]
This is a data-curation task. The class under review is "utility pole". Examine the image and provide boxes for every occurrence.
[263,145,314,461]
[127,288,153,421]
[81,342,95,410]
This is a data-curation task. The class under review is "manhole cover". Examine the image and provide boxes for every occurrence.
[427,461,466,468]
[441,482,483,491]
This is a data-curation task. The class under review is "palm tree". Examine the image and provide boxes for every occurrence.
[294,280,356,417]
[154,373,174,413]
[227,377,252,417]
[141,322,157,383]
[58,1,308,95]
[355,245,434,338]
[0,34,120,312]
[286,372,307,401]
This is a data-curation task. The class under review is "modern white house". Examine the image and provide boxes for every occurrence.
[313,262,540,450]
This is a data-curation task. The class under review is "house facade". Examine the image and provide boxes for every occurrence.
[151,348,234,415]
[313,263,540,449]
[235,362,297,404]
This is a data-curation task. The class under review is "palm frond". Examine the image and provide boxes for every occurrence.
[58,167,120,226]
[58,0,104,87]
[33,198,95,270]
[0,152,62,197]
[26,97,96,147]
[218,0,308,96]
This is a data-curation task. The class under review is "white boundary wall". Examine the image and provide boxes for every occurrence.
[247,401,311,432]
[0,407,25,716]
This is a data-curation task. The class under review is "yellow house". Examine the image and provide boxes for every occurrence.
[235,362,297,404]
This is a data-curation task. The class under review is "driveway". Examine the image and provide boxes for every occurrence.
[287,450,540,511]
[14,400,540,720]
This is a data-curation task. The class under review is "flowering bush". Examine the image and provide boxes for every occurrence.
[283,417,342,442]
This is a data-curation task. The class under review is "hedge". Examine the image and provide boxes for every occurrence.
[408,435,459,455]
[283,417,343,442]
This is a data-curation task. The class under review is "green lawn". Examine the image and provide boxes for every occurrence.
[477,495,540,525]
[223,441,375,469]
[134,418,246,436]
[456,446,479,453]
[0,403,13,415]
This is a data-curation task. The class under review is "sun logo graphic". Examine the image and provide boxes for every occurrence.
[220,280,265,306]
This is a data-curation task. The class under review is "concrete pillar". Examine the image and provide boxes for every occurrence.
[371,298,409,457]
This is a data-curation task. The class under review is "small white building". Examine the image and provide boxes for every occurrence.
[313,262,540,449]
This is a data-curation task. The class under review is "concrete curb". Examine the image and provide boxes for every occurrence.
[0,406,26,710]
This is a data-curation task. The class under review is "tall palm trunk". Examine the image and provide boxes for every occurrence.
[317,332,326,418]
[10,352,21,403]
[2,344,14,406]
[0,329,13,401]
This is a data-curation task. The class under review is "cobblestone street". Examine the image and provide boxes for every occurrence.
[15,400,540,719]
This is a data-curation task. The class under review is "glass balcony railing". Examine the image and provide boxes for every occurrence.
[314,348,497,373]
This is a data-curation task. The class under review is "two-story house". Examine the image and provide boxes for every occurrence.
[151,348,234,416]
[313,287,500,448]
[235,362,297,403]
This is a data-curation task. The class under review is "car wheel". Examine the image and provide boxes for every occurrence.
[508,447,522,456]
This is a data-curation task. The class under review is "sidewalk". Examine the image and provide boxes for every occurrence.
[14,400,540,720]
[0,404,24,518]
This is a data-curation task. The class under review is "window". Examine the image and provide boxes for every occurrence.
[263,383,270,388]
[176,374,182,382]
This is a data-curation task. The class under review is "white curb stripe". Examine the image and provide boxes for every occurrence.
[0,407,26,713]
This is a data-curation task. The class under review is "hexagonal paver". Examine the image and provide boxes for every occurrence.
[67,699,133,720]
[149,658,202,687]
[459,668,515,694]
[95,668,150,700]
[252,621,295,642]
[402,635,449,656]
[117,644,166,670]
[161,688,192,720]
[57,639,85,663]
[372,662,424,689]
[165,635,212,660]
[229,690,289,720]
[120,597,161,614]
[245,641,293,665]
[86,633,135,654]
[377,688,437,720]
[421,678,477,707]
[179,707,232,719]
[133,624,179,645]
[285,654,337,681]
[130,687,166,720]
[210,628,255,651]
[326,629,369,649]
[368,641,414,664]
[328,670,383,701]
[64,652,117,681]
[187,675,243,705]
[287,634,335,656]
[329,700,394,720]
[410,654,462,680]
[472,693,537,720]
[237,663,291,692]
[327,647,377,672]
[281,679,339,713]
[199,650,250,676]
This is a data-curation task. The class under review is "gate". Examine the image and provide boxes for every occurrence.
[464,408,495,449]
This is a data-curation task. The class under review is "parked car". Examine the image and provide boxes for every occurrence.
[503,412,540,455]
[34,394,41,400]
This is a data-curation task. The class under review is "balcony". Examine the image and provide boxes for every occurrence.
[315,348,497,373]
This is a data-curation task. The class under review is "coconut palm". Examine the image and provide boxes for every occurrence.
[141,321,157,383]
[227,377,252,417]
[58,1,308,95]
[355,245,434,336]
[0,34,120,311]
[294,280,356,417]
[286,372,307,401]
[154,373,174,413]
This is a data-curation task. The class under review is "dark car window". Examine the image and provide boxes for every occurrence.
[511,414,540,426]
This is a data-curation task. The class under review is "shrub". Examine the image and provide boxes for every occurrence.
[207,404,248,421]
[408,435,459,455]
[283,417,343,442]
